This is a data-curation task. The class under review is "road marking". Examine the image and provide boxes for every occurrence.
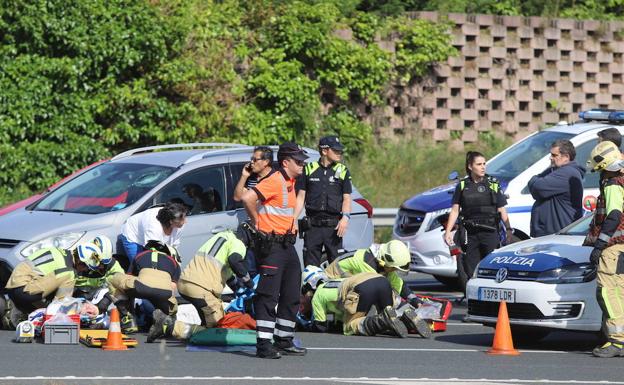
[306,347,573,354]
[0,377,622,384]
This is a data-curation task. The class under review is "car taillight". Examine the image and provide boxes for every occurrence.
[354,198,373,218]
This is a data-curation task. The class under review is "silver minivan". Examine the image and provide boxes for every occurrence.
[0,143,374,288]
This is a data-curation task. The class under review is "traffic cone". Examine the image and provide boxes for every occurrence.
[102,307,128,351]
[486,301,520,356]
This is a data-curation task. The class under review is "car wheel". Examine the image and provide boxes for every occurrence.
[510,326,551,342]
[433,275,462,290]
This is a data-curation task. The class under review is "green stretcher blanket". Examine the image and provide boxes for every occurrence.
[188,328,257,346]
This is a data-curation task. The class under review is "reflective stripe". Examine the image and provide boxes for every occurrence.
[602,286,616,318]
[206,237,226,259]
[275,318,296,328]
[612,230,624,239]
[274,328,294,337]
[179,322,192,339]
[109,321,121,333]
[599,233,612,242]
[280,174,288,209]
[607,324,624,334]
[258,205,294,216]
[257,331,274,339]
[54,267,72,275]
[256,320,275,329]
[33,254,54,267]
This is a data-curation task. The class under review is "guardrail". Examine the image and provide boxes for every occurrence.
[372,208,398,227]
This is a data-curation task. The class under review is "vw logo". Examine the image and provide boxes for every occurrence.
[495,268,508,283]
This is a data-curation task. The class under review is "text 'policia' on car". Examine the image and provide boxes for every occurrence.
[394,109,624,288]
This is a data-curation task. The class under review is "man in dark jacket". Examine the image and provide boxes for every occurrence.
[528,139,586,237]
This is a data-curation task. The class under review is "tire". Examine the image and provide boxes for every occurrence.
[433,275,463,291]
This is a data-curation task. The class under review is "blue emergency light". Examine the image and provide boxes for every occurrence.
[578,109,624,124]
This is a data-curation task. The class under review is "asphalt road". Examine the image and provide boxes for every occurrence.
[0,273,621,385]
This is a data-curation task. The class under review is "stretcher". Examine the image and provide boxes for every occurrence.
[79,329,138,348]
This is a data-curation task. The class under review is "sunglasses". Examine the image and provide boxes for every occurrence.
[250,157,266,162]
[290,158,305,166]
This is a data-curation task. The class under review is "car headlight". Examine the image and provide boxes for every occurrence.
[20,232,85,257]
[535,263,596,284]
[426,208,451,231]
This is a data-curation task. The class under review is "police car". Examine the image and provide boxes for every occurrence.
[466,214,601,338]
[394,109,624,287]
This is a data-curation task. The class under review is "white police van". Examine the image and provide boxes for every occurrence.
[393,109,624,287]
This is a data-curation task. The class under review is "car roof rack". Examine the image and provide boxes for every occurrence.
[111,143,249,161]
[578,109,624,124]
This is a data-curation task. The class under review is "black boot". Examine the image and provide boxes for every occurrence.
[400,309,432,338]
[115,300,138,334]
[361,306,408,338]
[256,338,281,359]
[274,336,307,356]
[146,309,173,343]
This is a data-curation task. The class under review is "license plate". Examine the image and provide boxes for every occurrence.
[478,287,516,303]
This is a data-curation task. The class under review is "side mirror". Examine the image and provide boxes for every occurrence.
[448,171,459,181]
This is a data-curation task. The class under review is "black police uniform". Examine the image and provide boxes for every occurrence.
[297,138,352,266]
[452,175,507,290]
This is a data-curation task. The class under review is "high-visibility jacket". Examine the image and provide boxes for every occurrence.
[324,249,409,299]
[181,231,248,292]
[252,169,297,235]
[5,247,76,298]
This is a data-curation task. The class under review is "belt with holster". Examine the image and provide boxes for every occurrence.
[310,216,340,227]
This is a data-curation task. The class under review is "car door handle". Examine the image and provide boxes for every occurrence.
[211,226,230,234]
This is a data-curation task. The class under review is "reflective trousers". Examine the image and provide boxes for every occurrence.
[110,269,177,316]
[342,275,394,336]
[253,242,301,345]
[596,244,624,343]
[172,279,224,340]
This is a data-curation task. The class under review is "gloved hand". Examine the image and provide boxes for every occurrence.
[590,239,608,266]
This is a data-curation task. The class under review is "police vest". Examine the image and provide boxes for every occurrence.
[304,161,349,215]
[27,247,75,281]
[587,176,624,247]
[458,176,500,222]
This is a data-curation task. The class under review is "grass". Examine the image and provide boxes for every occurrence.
[347,135,513,243]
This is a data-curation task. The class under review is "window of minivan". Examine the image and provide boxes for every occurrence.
[486,131,574,180]
[33,163,175,214]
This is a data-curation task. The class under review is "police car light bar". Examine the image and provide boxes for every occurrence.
[578,109,624,124]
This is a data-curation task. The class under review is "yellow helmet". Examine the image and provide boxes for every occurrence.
[377,240,411,272]
[588,141,624,172]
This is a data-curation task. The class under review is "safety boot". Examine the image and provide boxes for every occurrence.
[273,336,307,356]
[256,339,281,359]
[115,301,138,334]
[146,309,174,343]
[400,309,432,339]
[361,306,408,338]
[593,342,624,358]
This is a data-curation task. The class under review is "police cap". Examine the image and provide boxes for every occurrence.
[278,142,309,161]
[319,135,344,151]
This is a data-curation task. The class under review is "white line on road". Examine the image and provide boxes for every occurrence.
[0,377,621,384]
[306,347,572,354]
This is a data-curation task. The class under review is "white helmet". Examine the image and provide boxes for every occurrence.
[301,265,327,293]
[92,235,113,264]
[75,243,103,271]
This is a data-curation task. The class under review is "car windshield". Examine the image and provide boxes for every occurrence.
[33,162,175,214]
[486,131,575,180]
[560,214,593,236]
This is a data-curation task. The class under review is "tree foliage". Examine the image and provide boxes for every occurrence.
[0,0,457,205]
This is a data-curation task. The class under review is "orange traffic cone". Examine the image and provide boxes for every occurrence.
[486,301,520,356]
[102,307,128,351]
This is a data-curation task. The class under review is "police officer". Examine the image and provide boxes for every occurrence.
[295,136,352,266]
[109,240,181,334]
[5,242,105,313]
[324,240,431,309]
[444,151,511,292]
[585,141,624,358]
[147,225,254,342]
[241,141,308,359]
[301,267,430,338]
